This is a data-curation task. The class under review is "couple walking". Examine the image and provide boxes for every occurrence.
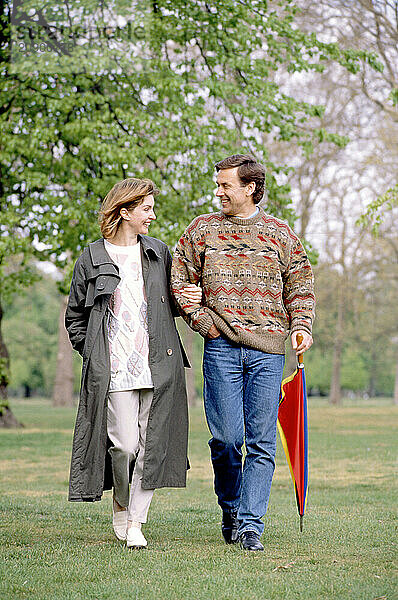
[65,154,315,551]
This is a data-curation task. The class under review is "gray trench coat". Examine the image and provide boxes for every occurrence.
[65,236,189,502]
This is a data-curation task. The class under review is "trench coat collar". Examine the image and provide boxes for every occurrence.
[89,236,160,267]
[138,234,162,260]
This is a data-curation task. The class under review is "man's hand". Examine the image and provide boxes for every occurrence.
[179,284,202,304]
[207,324,221,339]
[291,330,313,355]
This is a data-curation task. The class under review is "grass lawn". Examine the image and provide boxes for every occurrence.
[0,397,396,600]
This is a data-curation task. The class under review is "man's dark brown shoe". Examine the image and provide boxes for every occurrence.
[221,511,239,544]
[239,531,264,551]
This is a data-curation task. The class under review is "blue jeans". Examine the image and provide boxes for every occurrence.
[203,335,285,537]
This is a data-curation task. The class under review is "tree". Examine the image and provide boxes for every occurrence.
[1,0,381,424]
[3,272,61,397]
[51,296,75,406]
[262,0,398,402]
[357,195,398,403]
[0,2,47,424]
[358,183,398,233]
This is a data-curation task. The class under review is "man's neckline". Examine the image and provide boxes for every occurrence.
[221,207,263,225]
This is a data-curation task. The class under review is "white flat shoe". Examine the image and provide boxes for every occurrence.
[126,526,147,549]
[112,500,127,541]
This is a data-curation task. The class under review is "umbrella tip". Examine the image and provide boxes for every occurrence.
[300,515,304,532]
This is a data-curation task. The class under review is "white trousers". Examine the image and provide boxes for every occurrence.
[107,389,155,523]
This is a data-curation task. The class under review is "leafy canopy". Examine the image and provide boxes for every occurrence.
[1,0,383,292]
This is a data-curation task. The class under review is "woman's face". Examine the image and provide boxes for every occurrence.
[121,194,156,235]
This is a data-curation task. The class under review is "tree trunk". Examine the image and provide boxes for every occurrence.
[0,295,23,428]
[329,346,342,405]
[394,350,398,406]
[52,296,75,407]
[329,283,344,405]
[367,348,377,398]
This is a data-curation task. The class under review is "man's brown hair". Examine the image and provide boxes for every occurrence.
[99,178,159,239]
[215,154,265,204]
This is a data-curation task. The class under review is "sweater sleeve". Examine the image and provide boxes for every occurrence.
[171,222,214,337]
[282,234,315,335]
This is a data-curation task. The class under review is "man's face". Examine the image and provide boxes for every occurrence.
[215,167,256,218]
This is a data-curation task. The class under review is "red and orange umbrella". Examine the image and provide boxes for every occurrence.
[277,333,309,532]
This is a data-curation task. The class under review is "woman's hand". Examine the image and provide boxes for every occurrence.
[179,284,203,304]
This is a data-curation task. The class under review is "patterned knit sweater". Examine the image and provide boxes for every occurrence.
[171,208,315,355]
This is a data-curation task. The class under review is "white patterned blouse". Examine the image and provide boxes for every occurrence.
[104,239,153,391]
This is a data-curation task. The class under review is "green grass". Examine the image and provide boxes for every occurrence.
[0,397,397,600]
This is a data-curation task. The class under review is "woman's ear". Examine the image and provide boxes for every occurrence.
[119,207,129,220]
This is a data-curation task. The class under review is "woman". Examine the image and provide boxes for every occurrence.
[65,177,201,548]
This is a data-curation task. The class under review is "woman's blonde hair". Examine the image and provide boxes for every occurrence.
[99,178,159,239]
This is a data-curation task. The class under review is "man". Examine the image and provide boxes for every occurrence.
[171,155,315,551]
